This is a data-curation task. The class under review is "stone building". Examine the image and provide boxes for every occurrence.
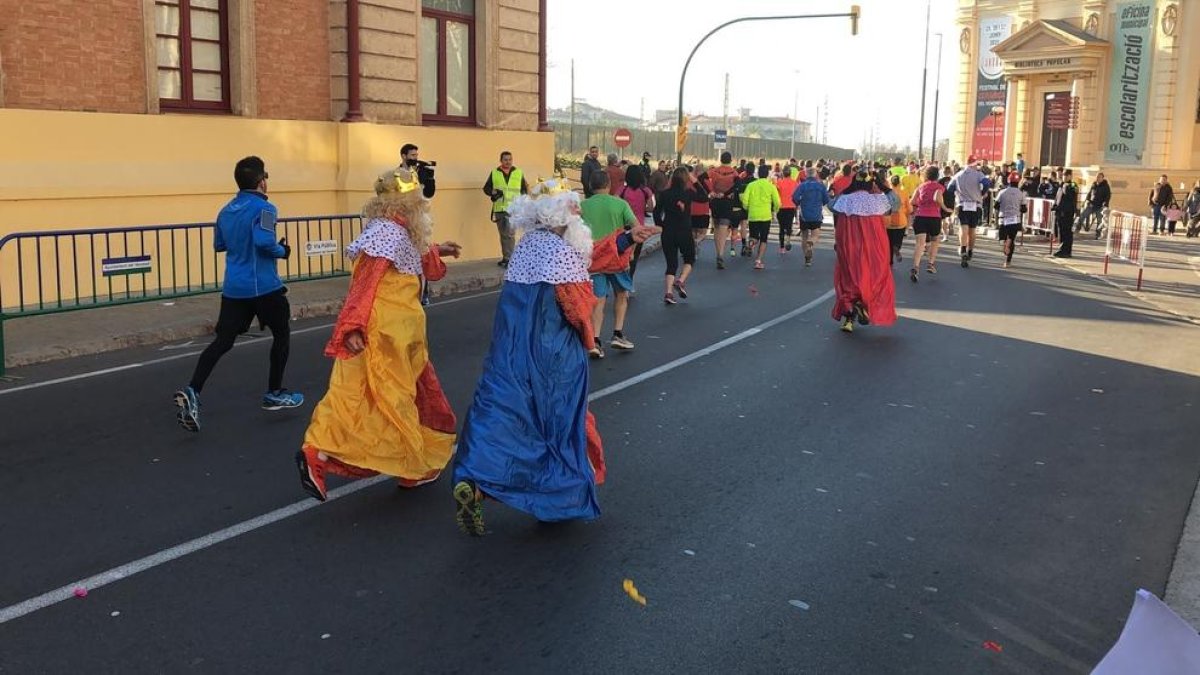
[0,0,551,263]
[951,0,1199,211]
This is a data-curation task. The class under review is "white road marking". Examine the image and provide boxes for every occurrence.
[588,290,834,402]
[0,287,832,625]
[0,290,501,397]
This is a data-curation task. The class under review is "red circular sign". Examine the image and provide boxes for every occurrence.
[613,128,633,148]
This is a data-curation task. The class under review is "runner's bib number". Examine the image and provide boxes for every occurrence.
[960,200,979,212]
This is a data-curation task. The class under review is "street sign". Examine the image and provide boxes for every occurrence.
[613,128,632,148]
[714,129,728,150]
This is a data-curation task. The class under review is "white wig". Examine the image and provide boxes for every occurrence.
[506,179,593,257]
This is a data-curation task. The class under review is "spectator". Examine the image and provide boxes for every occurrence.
[581,146,602,198]
[1149,174,1175,234]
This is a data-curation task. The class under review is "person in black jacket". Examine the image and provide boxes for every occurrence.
[581,146,602,198]
[654,167,696,305]
[1052,169,1079,258]
[1075,172,1110,233]
[400,144,436,198]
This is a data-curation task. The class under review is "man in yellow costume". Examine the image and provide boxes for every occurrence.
[295,167,461,501]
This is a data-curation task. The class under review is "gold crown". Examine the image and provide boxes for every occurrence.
[528,177,573,199]
[392,169,421,194]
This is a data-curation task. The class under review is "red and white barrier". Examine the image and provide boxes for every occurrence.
[1024,197,1056,254]
[1103,210,1149,290]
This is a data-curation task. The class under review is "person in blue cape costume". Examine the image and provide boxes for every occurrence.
[452,179,658,535]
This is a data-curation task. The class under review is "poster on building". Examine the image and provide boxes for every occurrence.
[972,16,1012,162]
[1105,1,1155,164]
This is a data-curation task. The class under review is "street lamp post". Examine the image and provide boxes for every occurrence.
[929,32,943,163]
[675,8,860,164]
[790,71,799,160]
[990,106,1005,163]
[917,0,931,162]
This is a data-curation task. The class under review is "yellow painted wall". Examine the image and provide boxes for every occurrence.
[0,109,553,310]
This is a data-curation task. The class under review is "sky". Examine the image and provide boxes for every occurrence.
[547,0,961,152]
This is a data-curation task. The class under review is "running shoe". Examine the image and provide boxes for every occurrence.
[840,317,855,333]
[754,260,765,270]
[588,342,605,359]
[961,254,969,268]
[673,279,688,299]
[295,448,327,502]
[263,389,304,410]
[610,334,635,350]
[454,480,485,536]
[805,256,813,267]
[785,238,793,252]
[664,292,677,305]
[927,263,938,274]
[716,257,726,270]
[173,386,201,432]
[854,301,871,326]
[967,249,974,260]
[910,267,919,283]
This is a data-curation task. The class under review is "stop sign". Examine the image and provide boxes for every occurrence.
[613,128,633,148]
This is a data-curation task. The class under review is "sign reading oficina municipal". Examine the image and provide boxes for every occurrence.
[305,240,338,256]
[1105,0,1154,164]
[101,255,152,277]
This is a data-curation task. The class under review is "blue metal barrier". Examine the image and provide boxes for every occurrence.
[0,214,362,376]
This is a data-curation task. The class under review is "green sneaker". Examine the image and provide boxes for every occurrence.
[453,481,485,537]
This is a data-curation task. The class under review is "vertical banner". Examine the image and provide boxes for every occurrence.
[1105,1,1154,164]
[972,16,1013,161]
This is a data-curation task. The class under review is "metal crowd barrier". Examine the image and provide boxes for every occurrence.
[0,214,362,376]
[1103,210,1149,290]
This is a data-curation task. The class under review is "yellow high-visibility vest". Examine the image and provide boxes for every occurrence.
[491,168,523,213]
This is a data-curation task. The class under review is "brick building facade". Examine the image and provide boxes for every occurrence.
[0,0,553,266]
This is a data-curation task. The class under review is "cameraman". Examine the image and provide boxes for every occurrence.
[400,143,436,198]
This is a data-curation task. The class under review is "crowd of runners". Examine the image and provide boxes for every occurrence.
[171,144,1179,536]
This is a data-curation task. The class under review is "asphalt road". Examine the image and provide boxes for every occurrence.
[2,235,1199,674]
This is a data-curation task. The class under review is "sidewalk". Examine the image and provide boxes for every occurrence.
[978,226,1200,324]
[4,241,663,369]
[1,257,500,369]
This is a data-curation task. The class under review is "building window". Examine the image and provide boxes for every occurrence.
[155,0,230,111]
[420,0,475,124]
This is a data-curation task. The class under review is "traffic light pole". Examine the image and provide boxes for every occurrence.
[675,8,860,164]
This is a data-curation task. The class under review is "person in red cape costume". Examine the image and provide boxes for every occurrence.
[829,171,898,333]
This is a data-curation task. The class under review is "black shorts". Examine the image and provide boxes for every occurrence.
[216,287,290,335]
[749,221,771,242]
[799,220,823,231]
[957,208,981,227]
[691,215,710,230]
[710,198,734,224]
[999,224,1021,241]
[913,216,943,238]
[730,208,747,224]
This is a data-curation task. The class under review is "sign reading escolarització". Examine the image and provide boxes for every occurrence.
[1105,1,1154,164]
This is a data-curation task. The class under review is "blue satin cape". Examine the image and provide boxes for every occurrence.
[452,280,600,521]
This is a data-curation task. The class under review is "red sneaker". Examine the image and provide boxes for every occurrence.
[295,448,328,502]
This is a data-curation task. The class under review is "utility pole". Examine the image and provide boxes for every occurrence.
[569,58,576,153]
[790,71,799,160]
[917,0,931,162]
[822,95,829,145]
[930,32,944,163]
[722,73,730,134]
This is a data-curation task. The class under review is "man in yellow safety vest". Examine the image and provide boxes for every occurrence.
[482,151,529,267]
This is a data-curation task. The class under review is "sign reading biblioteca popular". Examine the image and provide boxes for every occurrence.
[972,16,1012,161]
[1105,1,1154,164]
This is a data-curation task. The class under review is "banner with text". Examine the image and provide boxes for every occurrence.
[972,16,1012,161]
[1105,1,1154,164]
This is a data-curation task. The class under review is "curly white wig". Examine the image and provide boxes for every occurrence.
[506,179,593,257]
